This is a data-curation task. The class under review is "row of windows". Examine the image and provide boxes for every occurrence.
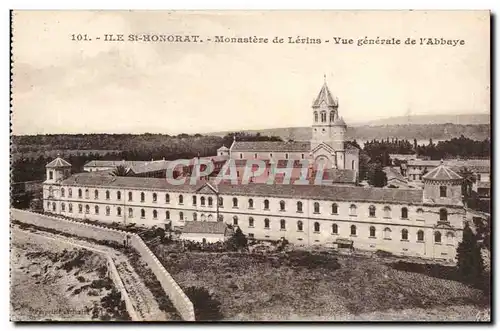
[53,188,448,222]
[48,201,453,244]
[239,153,306,160]
[314,110,336,123]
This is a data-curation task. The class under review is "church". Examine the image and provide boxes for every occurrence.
[218,80,359,174]
[41,80,469,261]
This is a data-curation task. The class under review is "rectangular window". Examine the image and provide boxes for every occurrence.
[440,186,447,198]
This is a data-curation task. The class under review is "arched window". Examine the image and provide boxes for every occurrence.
[94,190,99,199]
[297,201,303,212]
[321,111,327,122]
[350,225,357,236]
[200,196,205,206]
[153,193,157,202]
[68,188,72,197]
[280,200,285,211]
[264,218,270,229]
[401,207,408,219]
[416,208,424,219]
[153,210,158,219]
[140,192,145,202]
[193,195,197,206]
[106,190,110,200]
[384,206,391,218]
[330,111,335,122]
[201,213,206,222]
[78,189,82,198]
[434,231,442,243]
[61,203,65,212]
[297,220,303,231]
[85,205,90,214]
[179,212,184,220]
[128,192,133,201]
[165,210,170,220]
[49,171,53,180]
[117,206,122,216]
[369,226,376,237]
[314,111,318,122]
[193,212,197,221]
[233,215,238,225]
[61,188,65,197]
[264,199,269,210]
[48,186,53,197]
[179,195,184,204]
[95,205,99,214]
[248,198,254,208]
[384,227,391,239]
[208,197,213,206]
[314,202,320,214]
[140,209,145,218]
[85,189,89,199]
[52,202,56,211]
[349,204,357,216]
[280,219,286,230]
[106,206,110,216]
[439,208,448,222]
[331,203,338,214]
[369,205,376,217]
[401,228,408,240]
[218,214,224,222]
[417,230,424,241]
[218,197,223,207]
[314,222,320,232]
[232,197,238,208]
[78,204,83,213]
[117,191,121,200]
[332,223,338,234]
[128,208,133,217]
[165,193,170,203]
[68,203,73,213]
[249,217,254,227]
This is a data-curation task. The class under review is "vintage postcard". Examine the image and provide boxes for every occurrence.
[10,10,491,322]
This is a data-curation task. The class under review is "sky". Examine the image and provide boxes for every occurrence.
[11,10,490,135]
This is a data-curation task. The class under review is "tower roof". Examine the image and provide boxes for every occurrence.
[46,157,71,168]
[218,145,229,151]
[332,116,347,127]
[312,82,338,108]
[422,162,462,181]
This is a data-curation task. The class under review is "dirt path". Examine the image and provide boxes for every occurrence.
[11,225,169,321]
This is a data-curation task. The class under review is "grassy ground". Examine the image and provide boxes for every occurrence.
[10,229,129,321]
[154,250,490,321]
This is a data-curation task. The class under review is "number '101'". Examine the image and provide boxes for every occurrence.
[71,34,90,41]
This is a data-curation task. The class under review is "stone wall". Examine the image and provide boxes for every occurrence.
[10,208,195,321]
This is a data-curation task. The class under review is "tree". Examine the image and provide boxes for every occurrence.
[184,286,223,321]
[226,227,248,251]
[366,163,387,187]
[458,167,476,199]
[112,165,129,176]
[456,223,484,287]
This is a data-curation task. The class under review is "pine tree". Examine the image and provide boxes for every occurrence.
[456,223,484,286]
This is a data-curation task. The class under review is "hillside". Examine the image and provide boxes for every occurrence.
[352,113,490,127]
[209,124,490,143]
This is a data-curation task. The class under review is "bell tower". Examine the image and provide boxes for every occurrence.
[311,76,339,151]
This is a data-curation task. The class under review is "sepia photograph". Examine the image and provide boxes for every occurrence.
[9,10,491,322]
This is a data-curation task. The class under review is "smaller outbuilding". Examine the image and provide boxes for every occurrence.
[179,221,233,244]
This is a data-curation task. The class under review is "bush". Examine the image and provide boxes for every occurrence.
[76,276,86,282]
[285,251,341,271]
[184,286,223,321]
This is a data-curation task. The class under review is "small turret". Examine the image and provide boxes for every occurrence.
[45,156,72,183]
[422,161,463,206]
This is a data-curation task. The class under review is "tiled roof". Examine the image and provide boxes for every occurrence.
[60,172,423,204]
[409,159,490,170]
[422,164,462,181]
[332,117,347,127]
[182,221,229,235]
[231,141,311,152]
[312,82,338,107]
[389,154,418,160]
[383,167,407,183]
[46,157,71,168]
[84,160,151,168]
[320,169,357,184]
[217,145,229,151]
